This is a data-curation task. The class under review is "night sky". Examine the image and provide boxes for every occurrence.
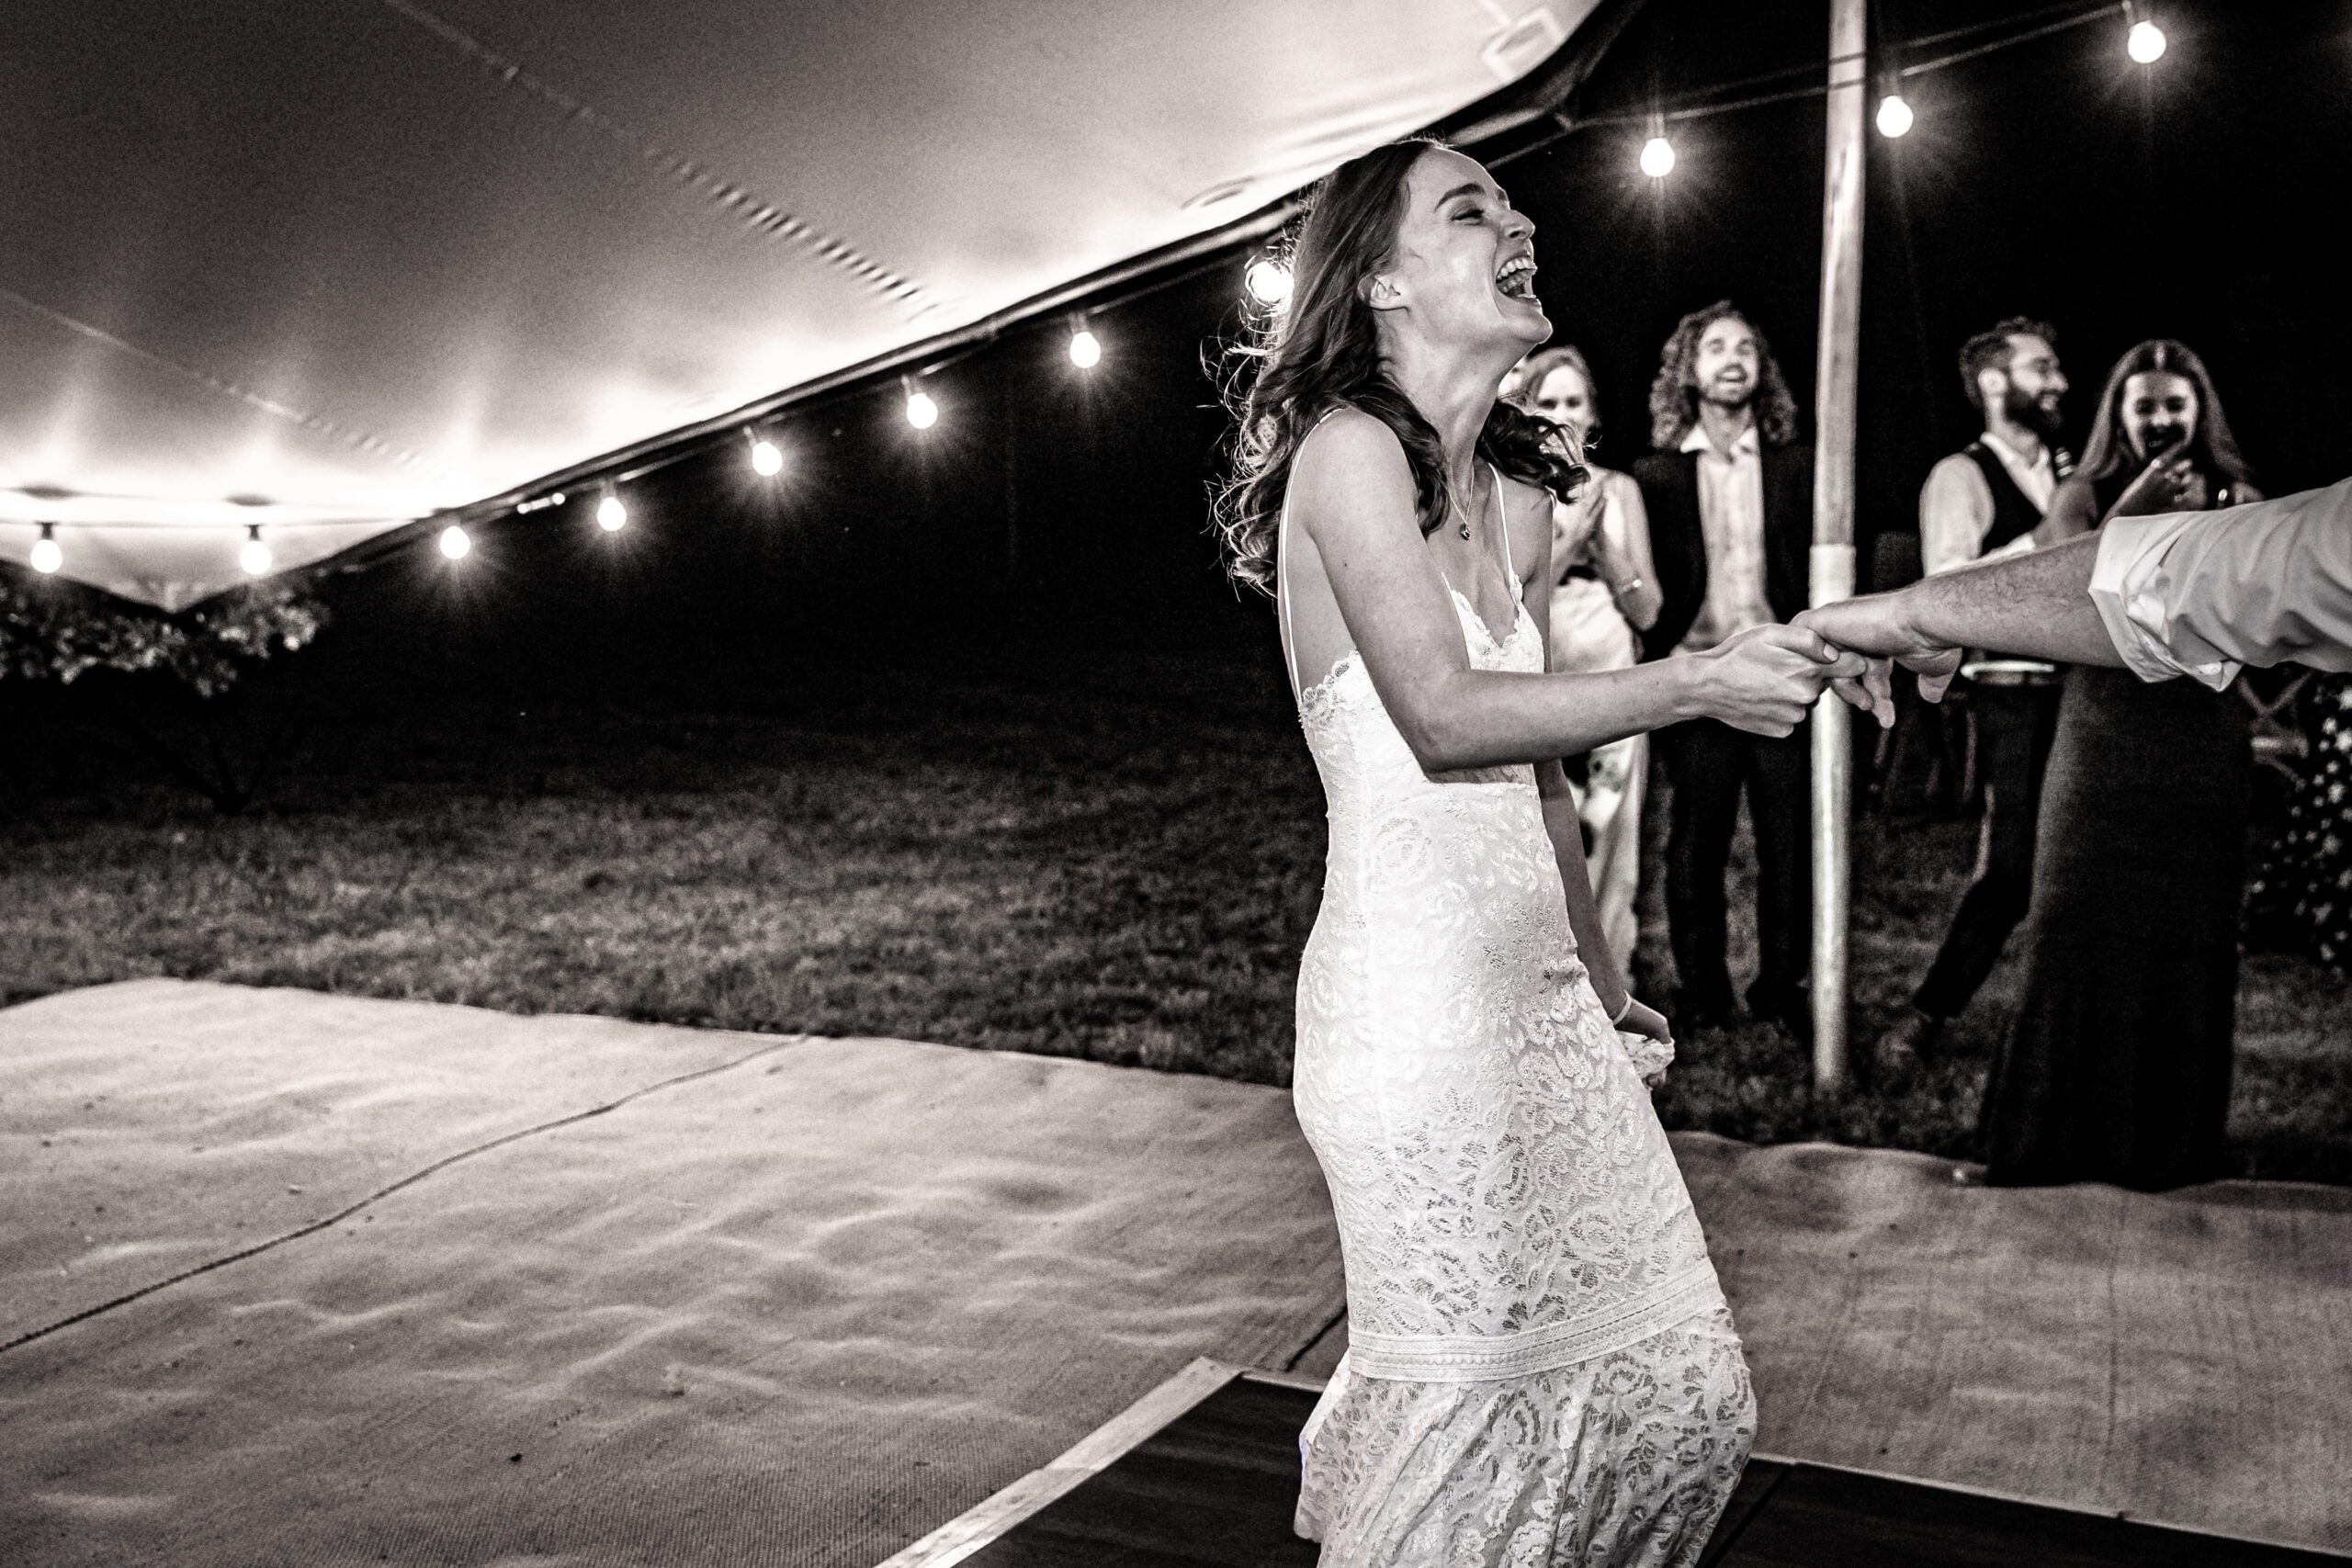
[312,0,2352,709]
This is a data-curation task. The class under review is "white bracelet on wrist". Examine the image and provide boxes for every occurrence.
[1610,993,1637,1025]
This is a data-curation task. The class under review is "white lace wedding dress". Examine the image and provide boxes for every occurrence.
[1280,464,1753,1565]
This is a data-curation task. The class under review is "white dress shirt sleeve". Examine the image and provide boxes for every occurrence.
[1918,455,1993,577]
[2089,477,2352,688]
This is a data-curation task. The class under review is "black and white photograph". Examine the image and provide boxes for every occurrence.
[4,2,2349,1563]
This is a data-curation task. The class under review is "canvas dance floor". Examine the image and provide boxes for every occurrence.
[2,980,2346,1565]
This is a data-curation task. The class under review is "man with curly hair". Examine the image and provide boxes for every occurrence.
[1633,302,1815,1033]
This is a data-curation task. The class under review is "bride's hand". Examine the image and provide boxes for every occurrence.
[1689,624,1870,738]
[1616,998,1674,1089]
[1619,997,1670,1046]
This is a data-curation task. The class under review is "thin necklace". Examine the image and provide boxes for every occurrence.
[1447,470,1478,540]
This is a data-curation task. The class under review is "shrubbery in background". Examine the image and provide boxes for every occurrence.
[1,570,331,812]
[0,572,327,696]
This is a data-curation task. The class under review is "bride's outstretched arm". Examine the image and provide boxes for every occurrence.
[1291,411,1867,773]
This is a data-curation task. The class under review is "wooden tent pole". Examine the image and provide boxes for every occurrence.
[1809,0,1867,1091]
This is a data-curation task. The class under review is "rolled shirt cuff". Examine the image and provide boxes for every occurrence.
[2088,515,2242,690]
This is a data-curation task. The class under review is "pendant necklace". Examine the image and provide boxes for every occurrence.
[1449,472,1476,540]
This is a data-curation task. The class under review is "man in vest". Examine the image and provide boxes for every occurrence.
[1874,318,2071,1076]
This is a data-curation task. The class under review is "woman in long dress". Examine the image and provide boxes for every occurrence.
[1216,139,1872,1565]
[1984,338,2259,1190]
[1507,344,1662,969]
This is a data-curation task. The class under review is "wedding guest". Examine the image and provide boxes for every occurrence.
[1505,344,1661,969]
[1875,320,2073,1075]
[1633,303,1815,1032]
[1982,338,2259,1189]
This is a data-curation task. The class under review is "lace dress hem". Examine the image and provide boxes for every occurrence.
[1343,1259,1725,1382]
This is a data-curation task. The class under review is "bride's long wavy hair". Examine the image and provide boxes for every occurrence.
[1213,139,1586,595]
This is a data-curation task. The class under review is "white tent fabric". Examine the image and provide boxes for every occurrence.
[3,0,1602,610]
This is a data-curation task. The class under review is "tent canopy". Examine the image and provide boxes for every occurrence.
[4,0,1606,609]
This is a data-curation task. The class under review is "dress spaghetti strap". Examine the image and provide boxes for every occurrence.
[1489,461,1516,595]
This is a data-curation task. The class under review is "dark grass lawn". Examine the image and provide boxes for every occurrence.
[6,651,2349,1182]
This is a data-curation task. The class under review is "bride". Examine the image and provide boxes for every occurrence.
[1217,139,1871,1563]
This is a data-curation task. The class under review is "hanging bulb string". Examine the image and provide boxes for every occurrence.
[1898,2,2125,78]
[1511,0,2131,164]
[145,0,2158,599]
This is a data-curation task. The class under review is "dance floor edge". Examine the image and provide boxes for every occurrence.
[881,1358,2352,1568]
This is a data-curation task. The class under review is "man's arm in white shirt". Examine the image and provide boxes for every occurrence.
[2090,478,2352,686]
[1800,477,2352,695]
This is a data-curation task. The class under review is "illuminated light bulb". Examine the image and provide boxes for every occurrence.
[2127,19,2165,62]
[439,524,471,559]
[30,524,62,574]
[750,436,784,476]
[1876,94,1914,138]
[1639,136,1676,178]
[906,389,940,429]
[596,491,628,531]
[1244,257,1293,307]
[1069,328,1102,368]
[240,525,273,576]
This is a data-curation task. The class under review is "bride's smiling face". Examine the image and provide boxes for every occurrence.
[1364,147,1547,355]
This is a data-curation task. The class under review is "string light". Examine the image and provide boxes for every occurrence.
[30,522,62,574]
[239,525,273,576]
[348,4,2177,606]
[1244,257,1292,307]
[905,380,940,430]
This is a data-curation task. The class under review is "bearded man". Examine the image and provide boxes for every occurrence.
[1633,302,1815,1034]
[1875,319,2074,1075]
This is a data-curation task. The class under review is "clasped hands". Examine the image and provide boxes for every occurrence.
[1701,600,1959,736]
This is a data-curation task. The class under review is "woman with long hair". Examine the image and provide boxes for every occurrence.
[1216,138,1872,1564]
[1984,338,2261,1189]
[1502,344,1660,970]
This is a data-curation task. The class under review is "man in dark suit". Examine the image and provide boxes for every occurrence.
[1632,301,1815,1032]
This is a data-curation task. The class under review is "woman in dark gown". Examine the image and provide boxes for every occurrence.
[1983,339,2260,1190]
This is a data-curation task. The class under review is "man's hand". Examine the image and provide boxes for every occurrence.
[1795,593,1966,705]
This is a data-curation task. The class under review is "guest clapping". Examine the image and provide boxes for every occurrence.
[1505,344,1660,971]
